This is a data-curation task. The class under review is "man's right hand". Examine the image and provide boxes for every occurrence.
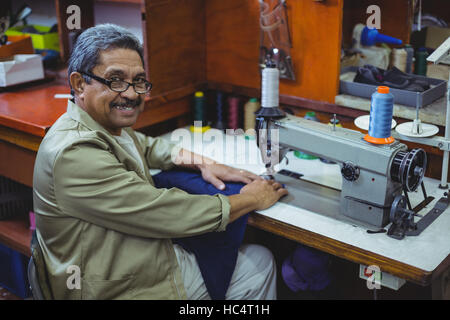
[239,179,288,211]
[227,179,288,223]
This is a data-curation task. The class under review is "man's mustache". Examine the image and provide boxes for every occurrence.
[110,97,142,108]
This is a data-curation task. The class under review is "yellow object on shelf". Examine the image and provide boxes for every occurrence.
[6,25,59,52]
[190,125,211,133]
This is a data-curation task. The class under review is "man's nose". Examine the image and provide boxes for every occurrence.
[120,84,139,100]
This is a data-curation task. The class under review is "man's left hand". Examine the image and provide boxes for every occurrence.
[200,163,262,190]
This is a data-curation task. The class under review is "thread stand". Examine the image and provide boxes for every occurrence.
[395,92,439,138]
[440,71,450,189]
[392,38,450,189]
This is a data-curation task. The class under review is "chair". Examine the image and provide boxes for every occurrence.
[27,255,45,300]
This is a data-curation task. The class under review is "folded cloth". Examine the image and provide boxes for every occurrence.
[282,244,331,292]
[354,65,430,92]
[152,169,248,300]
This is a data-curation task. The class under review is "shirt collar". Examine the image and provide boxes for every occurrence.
[66,99,115,136]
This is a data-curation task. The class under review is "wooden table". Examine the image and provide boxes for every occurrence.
[156,128,450,298]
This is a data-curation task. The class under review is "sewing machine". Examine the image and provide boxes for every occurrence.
[255,64,449,239]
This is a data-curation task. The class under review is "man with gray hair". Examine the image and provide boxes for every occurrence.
[32,24,287,300]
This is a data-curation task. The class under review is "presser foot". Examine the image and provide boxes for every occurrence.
[260,174,275,180]
[260,166,276,180]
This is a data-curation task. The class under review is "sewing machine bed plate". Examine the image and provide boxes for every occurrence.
[274,172,381,231]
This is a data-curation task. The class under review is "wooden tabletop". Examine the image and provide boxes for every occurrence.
[0,218,32,257]
[0,81,70,137]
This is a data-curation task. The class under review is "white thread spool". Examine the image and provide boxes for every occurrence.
[261,66,279,108]
[392,48,407,72]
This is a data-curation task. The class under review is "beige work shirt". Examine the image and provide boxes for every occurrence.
[32,100,231,299]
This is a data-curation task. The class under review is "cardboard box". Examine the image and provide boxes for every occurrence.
[0,54,44,87]
[427,63,450,81]
[426,26,450,50]
[0,35,34,59]
[6,25,59,52]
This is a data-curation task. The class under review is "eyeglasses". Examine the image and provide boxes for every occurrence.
[79,71,152,94]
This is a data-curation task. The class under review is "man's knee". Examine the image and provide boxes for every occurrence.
[228,244,277,299]
[240,244,276,275]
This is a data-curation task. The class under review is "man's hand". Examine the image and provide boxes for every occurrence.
[174,148,288,222]
[175,148,262,190]
[199,163,262,190]
[239,179,288,211]
[227,179,288,222]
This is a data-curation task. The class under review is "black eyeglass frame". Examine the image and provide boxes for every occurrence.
[79,71,152,94]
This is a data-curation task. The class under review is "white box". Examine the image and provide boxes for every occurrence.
[359,264,406,291]
[0,54,44,87]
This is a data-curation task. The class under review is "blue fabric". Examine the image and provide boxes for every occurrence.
[281,244,331,292]
[152,169,248,300]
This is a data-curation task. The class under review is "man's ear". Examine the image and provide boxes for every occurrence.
[69,72,86,98]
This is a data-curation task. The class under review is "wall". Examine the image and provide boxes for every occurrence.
[206,0,344,103]
[94,1,143,42]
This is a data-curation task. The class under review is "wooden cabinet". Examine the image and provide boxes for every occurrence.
[55,0,344,109]
[205,0,343,103]
[54,0,444,122]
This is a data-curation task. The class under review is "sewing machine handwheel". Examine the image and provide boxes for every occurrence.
[391,148,427,192]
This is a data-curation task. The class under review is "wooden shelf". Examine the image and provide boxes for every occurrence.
[95,0,143,4]
[0,218,32,257]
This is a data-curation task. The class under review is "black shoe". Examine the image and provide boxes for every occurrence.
[354,65,409,89]
[354,65,430,92]
[384,66,430,91]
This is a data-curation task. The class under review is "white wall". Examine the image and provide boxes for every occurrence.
[94,1,143,43]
